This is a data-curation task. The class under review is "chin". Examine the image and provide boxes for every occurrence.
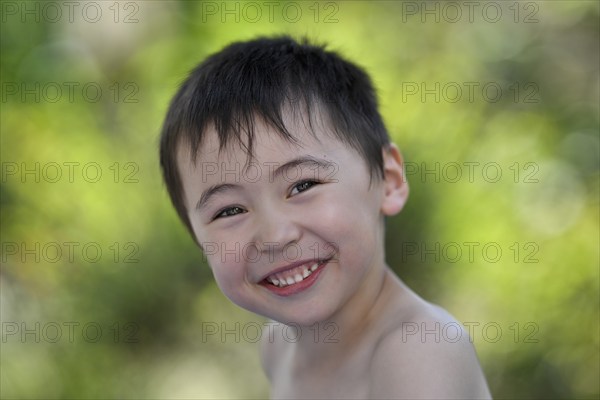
[266,302,340,328]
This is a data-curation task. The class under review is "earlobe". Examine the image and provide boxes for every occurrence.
[381,143,409,216]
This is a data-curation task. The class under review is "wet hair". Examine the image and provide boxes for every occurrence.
[160,35,390,235]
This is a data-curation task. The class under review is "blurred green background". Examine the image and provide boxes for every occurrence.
[1,1,598,399]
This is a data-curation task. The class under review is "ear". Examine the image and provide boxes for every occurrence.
[380,143,409,216]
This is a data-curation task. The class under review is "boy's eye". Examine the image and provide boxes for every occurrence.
[290,180,319,196]
[214,206,246,220]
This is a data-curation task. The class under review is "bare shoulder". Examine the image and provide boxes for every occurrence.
[369,302,492,399]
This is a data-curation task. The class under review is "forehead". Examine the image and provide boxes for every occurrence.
[177,107,341,173]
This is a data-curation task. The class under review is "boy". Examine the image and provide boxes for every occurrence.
[160,36,491,399]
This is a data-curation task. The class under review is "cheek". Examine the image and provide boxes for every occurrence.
[196,223,259,304]
[205,252,249,305]
[315,184,380,228]
[308,189,381,251]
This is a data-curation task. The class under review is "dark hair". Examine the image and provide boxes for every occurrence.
[160,35,390,236]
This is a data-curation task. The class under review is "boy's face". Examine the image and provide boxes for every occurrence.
[177,109,407,326]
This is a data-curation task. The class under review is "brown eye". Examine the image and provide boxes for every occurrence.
[290,180,319,196]
[214,206,245,220]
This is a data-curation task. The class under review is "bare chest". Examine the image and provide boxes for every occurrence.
[268,345,374,399]
[271,366,370,399]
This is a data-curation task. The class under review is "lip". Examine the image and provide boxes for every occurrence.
[259,259,330,297]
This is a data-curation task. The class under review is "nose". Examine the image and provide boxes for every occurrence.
[251,204,302,254]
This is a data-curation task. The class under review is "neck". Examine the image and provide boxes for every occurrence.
[291,262,397,360]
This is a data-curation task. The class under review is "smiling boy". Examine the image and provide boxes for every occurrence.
[160,36,491,399]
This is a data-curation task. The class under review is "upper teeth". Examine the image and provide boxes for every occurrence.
[267,262,320,287]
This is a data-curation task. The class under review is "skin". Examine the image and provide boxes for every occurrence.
[177,108,492,399]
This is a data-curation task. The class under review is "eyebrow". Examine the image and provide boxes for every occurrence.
[271,155,334,181]
[195,156,335,211]
[195,183,239,211]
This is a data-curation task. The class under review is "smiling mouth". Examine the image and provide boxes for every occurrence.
[263,260,326,288]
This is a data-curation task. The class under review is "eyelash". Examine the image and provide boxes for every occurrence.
[212,180,321,220]
[289,179,319,196]
[213,206,245,220]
